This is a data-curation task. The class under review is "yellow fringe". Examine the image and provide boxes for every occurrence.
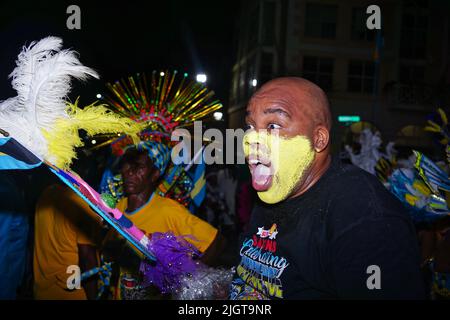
[412,180,432,197]
[43,99,143,169]
[438,108,448,126]
[425,109,448,133]
[424,120,441,133]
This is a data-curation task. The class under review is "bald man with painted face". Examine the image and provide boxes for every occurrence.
[230,77,425,300]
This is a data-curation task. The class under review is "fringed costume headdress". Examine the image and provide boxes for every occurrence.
[387,108,450,223]
[0,38,232,299]
[97,70,223,209]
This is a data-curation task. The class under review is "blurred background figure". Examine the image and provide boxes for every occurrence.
[0,171,29,299]
[202,168,237,233]
[33,183,101,300]
[234,164,257,234]
[419,217,450,299]
[32,155,103,300]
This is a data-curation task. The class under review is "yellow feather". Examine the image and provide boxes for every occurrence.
[43,99,143,169]
[424,120,441,133]
[438,108,448,126]
[412,180,432,197]
[405,194,418,206]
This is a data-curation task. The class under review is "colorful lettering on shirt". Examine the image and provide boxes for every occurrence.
[230,224,289,299]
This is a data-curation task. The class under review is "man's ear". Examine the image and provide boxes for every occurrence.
[151,169,161,183]
[313,126,330,152]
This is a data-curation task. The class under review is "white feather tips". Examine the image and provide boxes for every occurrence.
[0,36,99,161]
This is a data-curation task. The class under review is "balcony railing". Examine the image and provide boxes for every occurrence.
[384,82,449,111]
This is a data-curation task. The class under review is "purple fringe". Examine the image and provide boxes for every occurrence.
[139,232,203,294]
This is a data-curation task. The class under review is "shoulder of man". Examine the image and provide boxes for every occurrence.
[152,194,218,242]
[36,184,64,208]
[152,194,193,215]
[324,161,413,238]
[326,161,403,212]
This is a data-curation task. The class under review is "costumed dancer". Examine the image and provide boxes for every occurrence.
[345,127,397,184]
[416,108,450,299]
[386,108,450,299]
[0,37,157,299]
[413,153,450,299]
[0,38,232,300]
[96,71,232,299]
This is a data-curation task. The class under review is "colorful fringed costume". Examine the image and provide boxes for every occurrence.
[0,37,167,298]
[95,71,234,300]
[375,108,450,299]
[345,128,397,180]
[387,108,450,223]
[97,71,222,210]
[0,38,232,300]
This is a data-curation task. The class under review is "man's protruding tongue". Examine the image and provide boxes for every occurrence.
[245,138,274,192]
[251,163,272,191]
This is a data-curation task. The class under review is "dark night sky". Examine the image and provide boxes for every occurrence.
[0,0,241,107]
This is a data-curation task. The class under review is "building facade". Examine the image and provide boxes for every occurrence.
[228,0,450,153]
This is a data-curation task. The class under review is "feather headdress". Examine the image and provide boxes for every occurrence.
[97,71,223,208]
[92,70,222,151]
[0,36,142,169]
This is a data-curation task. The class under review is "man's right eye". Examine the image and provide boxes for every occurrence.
[244,124,254,131]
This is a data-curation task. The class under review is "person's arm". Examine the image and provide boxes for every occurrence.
[329,214,426,299]
[200,231,227,266]
[101,229,142,271]
[78,244,98,300]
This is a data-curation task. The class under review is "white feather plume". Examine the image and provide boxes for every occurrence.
[0,36,99,160]
[346,129,397,175]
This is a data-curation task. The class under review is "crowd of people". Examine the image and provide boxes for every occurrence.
[0,37,449,300]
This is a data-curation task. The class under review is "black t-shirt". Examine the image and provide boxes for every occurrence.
[229,158,426,300]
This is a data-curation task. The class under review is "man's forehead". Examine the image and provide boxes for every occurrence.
[121,150,153,166]
[247,89,303,115]
[135,153,152,163]
[252,85,293,100]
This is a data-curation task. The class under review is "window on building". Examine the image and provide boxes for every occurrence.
[348,60,375,93]
[351,7,375,41]
[400,7,428,59]
[399,65,425,83]
[305,3,338,39]
[302,56,334,91]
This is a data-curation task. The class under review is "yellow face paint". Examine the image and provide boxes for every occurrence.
[243,130,315,204]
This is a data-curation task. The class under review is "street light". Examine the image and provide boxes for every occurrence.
[213,112,223,121]
[196,74,207,83]
[251,79,258,87]
[96,93,102,99]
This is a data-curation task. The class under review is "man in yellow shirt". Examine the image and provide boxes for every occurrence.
[104,142,224,298]
[115,194,218,254]
[33,184,100,300]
